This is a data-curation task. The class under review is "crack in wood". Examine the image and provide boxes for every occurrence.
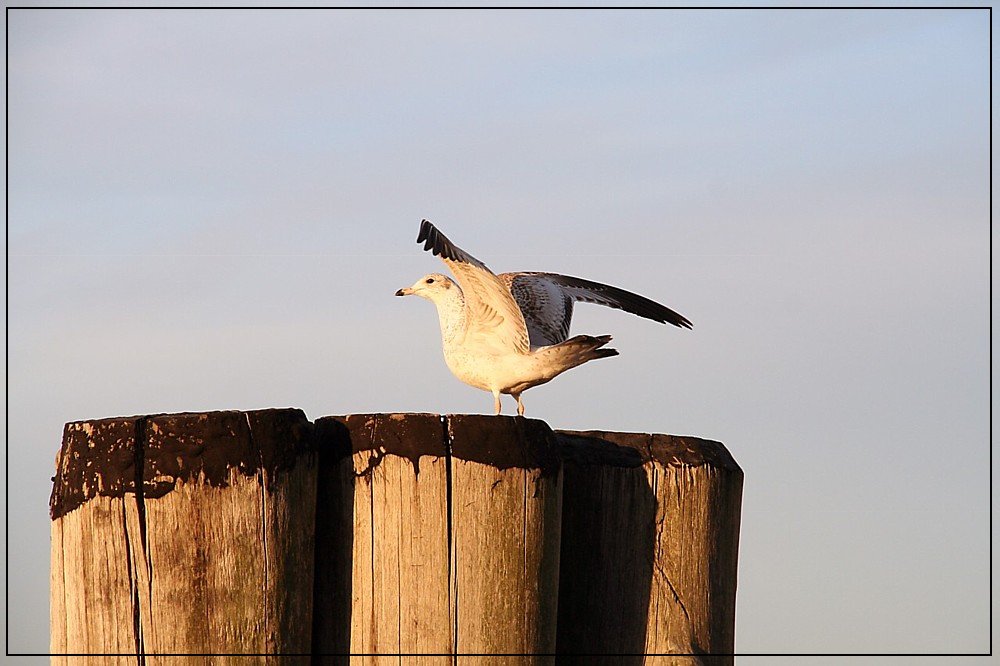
[369,412,380,654]
[521,469,528,656]
[51,412,738,661]
[121,500,144,665]
[396,457,403,665]
[653,465,702,658]
[246,413,273,655]
[132,416,154,652]
[442,415,458,663]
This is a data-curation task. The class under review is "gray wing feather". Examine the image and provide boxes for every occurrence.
[501,273,574,347]
[502,271,692,346]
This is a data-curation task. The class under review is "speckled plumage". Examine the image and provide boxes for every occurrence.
[502,273,575,346]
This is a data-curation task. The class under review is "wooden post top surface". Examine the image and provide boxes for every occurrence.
[556,428,742,475]
[49,408,314,520]
[315,413,562,476]
[51,410,740,519]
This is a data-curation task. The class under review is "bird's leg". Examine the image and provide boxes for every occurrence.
[513,392,525,416]
[492,390,502,415]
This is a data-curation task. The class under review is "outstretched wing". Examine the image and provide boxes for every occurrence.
[417,219,530,354]
[502,271,692,346]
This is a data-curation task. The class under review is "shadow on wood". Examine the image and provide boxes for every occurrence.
[554,433,656,663]
[50,410,741,664]
[311,417,355,665]
[555,430,743,666]
[310,413,562,665]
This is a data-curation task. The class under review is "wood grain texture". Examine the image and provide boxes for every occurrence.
[52,410,742,664]
[50,409,317,661]
[555,430,743,666]
[313,413,563,663]
[318,413,452,665]
[449,415,562,663]
[50,495,137,666]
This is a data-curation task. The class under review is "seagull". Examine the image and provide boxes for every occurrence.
[395,219,692,416]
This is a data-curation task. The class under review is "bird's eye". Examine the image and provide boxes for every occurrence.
[425,278,434,284]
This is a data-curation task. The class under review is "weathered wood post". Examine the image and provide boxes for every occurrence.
[311,413,563,663]
[312,412,451,664]
[448,414,563,659]
[49,409,318,662]
[50,410,741,663]
[554,430,743,665]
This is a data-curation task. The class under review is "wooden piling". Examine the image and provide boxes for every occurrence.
[313,413,452,664]
[448,414,563,660]
[311,413,563,663]
[51,410,742,663]
[554,430,743,665]
[49,409,318,662]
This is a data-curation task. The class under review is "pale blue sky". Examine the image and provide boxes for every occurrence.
[5,7,992,661]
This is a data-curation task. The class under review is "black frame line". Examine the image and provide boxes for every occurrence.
[4,2,992,660]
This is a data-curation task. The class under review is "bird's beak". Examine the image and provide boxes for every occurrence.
[395,287,412,297]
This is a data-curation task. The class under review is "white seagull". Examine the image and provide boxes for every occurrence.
[395,219,692,416]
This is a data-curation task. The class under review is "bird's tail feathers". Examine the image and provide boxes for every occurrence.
[545,334,619,368]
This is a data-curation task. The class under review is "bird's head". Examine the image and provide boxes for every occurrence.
[395,273,458,302]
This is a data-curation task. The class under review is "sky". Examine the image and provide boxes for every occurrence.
[5,7,993,662]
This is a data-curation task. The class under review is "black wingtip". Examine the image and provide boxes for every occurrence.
[417,218,433,244]
[639,302,692,330]
[547,272,693,332]
[674,315,694,330]
[417,218,444,257]
[659,316,693,330]
[414,218,465,263]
